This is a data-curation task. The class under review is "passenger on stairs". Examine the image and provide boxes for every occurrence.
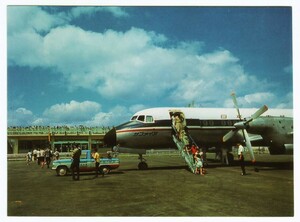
[190,144,199,156]
[194,152,204,175]
[174,114,183,140]
[184,144,190,153]
[180,113,186,128]
[181,130,189,146]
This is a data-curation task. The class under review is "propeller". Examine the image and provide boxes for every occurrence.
[223,92,268,162]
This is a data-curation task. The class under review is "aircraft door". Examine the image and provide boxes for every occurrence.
[169,109,186,137]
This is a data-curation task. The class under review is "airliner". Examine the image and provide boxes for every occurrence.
[104,95,293,170]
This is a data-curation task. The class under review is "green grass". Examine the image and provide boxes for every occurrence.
[7,154,293,216]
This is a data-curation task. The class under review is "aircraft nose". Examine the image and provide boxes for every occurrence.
[104,127,117,147]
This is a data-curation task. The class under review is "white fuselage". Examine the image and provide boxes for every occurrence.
[108,107,293,152]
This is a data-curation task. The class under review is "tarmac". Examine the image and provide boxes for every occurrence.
[7,153,294,217]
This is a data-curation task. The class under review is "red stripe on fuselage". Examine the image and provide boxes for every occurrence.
[116,127,170,134]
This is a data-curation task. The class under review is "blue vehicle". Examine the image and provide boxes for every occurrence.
[52,150,120,176]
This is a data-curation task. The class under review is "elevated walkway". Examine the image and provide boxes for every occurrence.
[7,126,110,136]
[7,126,111,154]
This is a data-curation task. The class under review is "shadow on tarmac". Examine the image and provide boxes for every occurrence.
[120,159,293,172]
[122,165,188,172]
[208,159,293,170]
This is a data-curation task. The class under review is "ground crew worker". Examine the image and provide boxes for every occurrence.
[221,147,229,165]
[237,143,246,175]
[44,147,52,168]
[93,148,103,178]
[71,145,81,180]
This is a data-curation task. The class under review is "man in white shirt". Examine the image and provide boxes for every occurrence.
[237,143,246,175]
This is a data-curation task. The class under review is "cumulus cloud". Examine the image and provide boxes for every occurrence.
[7,6,66,35]
[7,6,292,127]
[223,91,293,109]
[69,6,129,18]
[89,105,133,126]
[275,92,293,109]
[8,101,139,126]
[8,108,35,126]
[43,100,101,123]
[8,9,272,108]
[234,92,275,108]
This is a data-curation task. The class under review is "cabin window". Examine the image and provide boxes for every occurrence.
[131,116,138,121]
[202,120,208,126]
[137,115,145,122]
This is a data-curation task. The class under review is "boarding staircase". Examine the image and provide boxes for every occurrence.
[171,125,196,173]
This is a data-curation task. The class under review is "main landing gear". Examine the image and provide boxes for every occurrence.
[138,154,148,170]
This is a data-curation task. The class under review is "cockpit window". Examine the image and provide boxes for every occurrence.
[146,116,154,123]
[137,115,145,122]
[131,116,138,121]
[131,115,154,123]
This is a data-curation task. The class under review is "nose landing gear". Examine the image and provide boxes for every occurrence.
[138,154,148,170]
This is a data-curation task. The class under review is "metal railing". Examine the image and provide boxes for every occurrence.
[7,126,112,136]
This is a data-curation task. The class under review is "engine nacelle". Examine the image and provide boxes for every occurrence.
[268,144,293,155]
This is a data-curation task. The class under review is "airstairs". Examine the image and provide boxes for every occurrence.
[171,128,196,173]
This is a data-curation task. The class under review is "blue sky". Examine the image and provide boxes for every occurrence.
[7,6,293,126]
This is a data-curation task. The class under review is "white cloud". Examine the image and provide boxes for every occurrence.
[169,50,272,107]
[48,103,135,127]
[8,6,291,120]
[8,108,35,126]
[7,6,66,35]
[238,92,275,107]
[8,19,274,107]
[85,112,113,127]
[275,92,293,109]
[43,100,101,123]
[223,91,293,109]
[7,6,128,36]
[7,101,146,127]
[15,108,33,115]
[70,6,129,18]
[6,6,294,130]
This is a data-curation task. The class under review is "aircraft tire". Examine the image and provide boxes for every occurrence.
[138,162,148,170]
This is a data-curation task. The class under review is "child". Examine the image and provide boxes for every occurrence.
[194,152,205,175]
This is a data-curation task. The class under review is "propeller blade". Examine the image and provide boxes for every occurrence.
[251,105,268,119]
[223,130,237,142]
[223,92,264,166]
[244,105,268,125]
[243,129,255,162]
[231,92,242,120]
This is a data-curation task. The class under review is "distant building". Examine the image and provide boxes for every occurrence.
[7,126,110,154]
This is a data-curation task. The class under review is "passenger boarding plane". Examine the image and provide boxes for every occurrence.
[104,93,293,170]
